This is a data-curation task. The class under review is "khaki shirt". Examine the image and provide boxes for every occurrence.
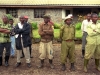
[60,24,75,40]
[86,22,100,45]
[38,22,54,42]
[0,23,11,43]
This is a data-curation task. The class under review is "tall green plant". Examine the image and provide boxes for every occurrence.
[31,22,38,29]
[75,22,82,30]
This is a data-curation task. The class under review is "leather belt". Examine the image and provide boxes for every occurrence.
[66,39,73,42]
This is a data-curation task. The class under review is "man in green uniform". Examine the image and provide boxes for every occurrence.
[0,15,11,67]
[84,13,100,72]
[60,15,75,71]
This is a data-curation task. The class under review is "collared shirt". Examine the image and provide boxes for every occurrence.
[81,19,92,32]
[0,23,11,43]
[86,22,100,45]
[60,24,75,40]
[38,22,54,42]
[15,23,23,38]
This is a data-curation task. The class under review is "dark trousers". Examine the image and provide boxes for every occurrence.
[29,45,32,56]
[0,42,11,57]
[82,32,88,50]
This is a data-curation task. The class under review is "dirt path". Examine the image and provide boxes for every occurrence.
[0,44,100,75]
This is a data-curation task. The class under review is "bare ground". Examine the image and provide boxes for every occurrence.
[0,44,100,75]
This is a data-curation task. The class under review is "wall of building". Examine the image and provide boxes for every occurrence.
[0,8,6,21]
[0,8,62,24]
[0,8,99,24]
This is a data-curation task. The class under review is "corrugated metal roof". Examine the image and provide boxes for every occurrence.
[0,0,100,6]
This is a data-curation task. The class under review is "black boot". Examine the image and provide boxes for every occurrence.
[82,50,85,58]
[27,63,31,68]
[61,64,66,71]
[0,57,2,66]
[5,56,9,67]
[70,63,75,71]
[49,59,54,69]
[38,59,44,68]
[15,62,21,67]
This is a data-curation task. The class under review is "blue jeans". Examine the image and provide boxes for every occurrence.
[10,36,15,56]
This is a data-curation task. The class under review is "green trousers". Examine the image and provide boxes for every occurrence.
[61,40,75,64]
[85,44,100,59]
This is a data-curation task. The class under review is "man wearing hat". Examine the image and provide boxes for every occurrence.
[68,14,73,19]
[38,15,54,69]
[60,15,75,71]
[24,16,33,58]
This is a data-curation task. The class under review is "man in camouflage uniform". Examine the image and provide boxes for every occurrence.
[60,15,75,71]
[0,15,11,67]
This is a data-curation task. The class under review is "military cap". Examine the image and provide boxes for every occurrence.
[43,15,51,19]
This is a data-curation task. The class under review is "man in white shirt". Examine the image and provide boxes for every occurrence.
[81,14,92,58]
[14,16,31,68]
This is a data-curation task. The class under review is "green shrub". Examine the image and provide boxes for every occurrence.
[32,29,41,39]
[31,22,38,29]
[75,30,82,39]
[98,20,100,23]
[54,23,62,29]
[6,14,13,20]
[75,22,82,30]
[54,29,60,39]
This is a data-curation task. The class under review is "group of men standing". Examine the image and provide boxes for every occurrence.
[81,13,100,72]
[0,15,32,68]
[0,13,100,73]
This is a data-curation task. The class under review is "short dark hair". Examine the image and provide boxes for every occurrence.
[19,15,24,19]
[87,13,91,16]
[2,15,8,19]
[91,13,98,17]
[9,19,14,21]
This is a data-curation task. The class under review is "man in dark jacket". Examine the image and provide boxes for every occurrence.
[14,16,31,68]
[24,16,33,58]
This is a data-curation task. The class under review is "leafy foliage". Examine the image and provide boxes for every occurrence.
[32,29,41,39]
[54,29,60,39]
[75,22,82,30]
[31,22,38,29]
[75,30,82,39]
[54,23,62,29]
[6,14,13,20]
